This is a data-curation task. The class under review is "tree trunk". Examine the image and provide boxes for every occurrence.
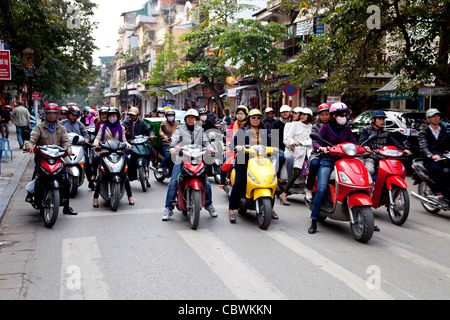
[436,1,450,86]
[202,76,224,115]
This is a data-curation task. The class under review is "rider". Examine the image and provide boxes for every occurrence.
[198,107,216,131]
[123,107,155,182]
[59,106,69,121]
[24,104,78,215]
[418,108,450,208]
[61,105,90,143]
[162,109,217,221]
[158,109,179,173]
[228,109,278,223]
[280,107,313,206]
[157,108,166,118]
[359,110,411,178]
[308,102,356,234]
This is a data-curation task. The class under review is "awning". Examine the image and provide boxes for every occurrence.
[165,83,199,95]
[222,84,256,98]
[376,76,415,101]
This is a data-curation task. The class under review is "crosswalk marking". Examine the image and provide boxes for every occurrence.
[60,237,110,300]
[266,230,395,300]
[177,229,288,300]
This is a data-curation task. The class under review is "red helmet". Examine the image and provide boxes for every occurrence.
[45,103,60,113]
[318,103,331,113]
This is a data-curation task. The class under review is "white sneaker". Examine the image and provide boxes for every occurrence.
[205,205,217,217]
[162,208,173,221]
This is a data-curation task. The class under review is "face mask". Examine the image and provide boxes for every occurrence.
[336,116,347,125]
[200,115,207,121]
[167,116,175,122]
[236,114,246,122]
[108,118,118,124]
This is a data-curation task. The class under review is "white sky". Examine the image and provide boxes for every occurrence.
[91,0,148,65]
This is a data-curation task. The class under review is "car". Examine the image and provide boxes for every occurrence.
[349,109,449,164]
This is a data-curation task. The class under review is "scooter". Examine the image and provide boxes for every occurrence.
[206,131,224,184]
[172,144,209,230]
[28,145,68,228]
[85,125,97,190]
[230,145,278,230]
[96,140,128,212]
[129,135,152,192]
[411,151,450,214]
[369,146,409,225]
[64,133,86,198]
[306,133,375,243]
[151,124,173,182]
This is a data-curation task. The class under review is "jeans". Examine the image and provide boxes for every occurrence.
[1,123,9,138]
[159,145,171,169]
[16,126,27,147]
[305,158,321,191]
[277,150,285,178]
[165,163,213,210]
[310,158,336,221]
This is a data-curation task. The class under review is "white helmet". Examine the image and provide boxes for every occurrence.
[280,105,291,113]
[300,107,313,117]
[292,107,302,114]
[185,108,199,119]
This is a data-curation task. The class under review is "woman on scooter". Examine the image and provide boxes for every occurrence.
[92,107,134,208]
[305,103,331,203]
[280,107,313,205]
[228,109,278,223]
[308,102,356,234]
[158,109,179,173]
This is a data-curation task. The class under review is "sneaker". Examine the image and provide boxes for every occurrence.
[25,192,33,203]
[431,195,449,209]
[157,167,164,173]
[162,208,173,221]
[205,205,217,217]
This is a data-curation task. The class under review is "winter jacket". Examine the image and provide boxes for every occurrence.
[170,123,211,150]
[359,123,405,160]
[317,122,355,160]
[159,120,179,146]
[284,121,312,168]
[419,123,450,160]
[61,119,90,140]
[25,121,71,152]
[122,117,153,140]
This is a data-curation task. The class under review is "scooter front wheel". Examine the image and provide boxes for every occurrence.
[257,197,272,230]
[138,166,147,192]
[388,187,409,225]
[189,188,201,230]
[110,182,121,212]
[350,206,374,243]
[42,188,59,229]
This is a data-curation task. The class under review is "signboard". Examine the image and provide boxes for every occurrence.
[0,50,11,80]
[32,92,41,101]
[326,96,341,104]
[283,82,298,96]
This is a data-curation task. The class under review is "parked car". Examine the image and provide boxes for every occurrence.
[349,109,449,168]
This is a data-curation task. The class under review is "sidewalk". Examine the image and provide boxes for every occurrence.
[0,124,32,224]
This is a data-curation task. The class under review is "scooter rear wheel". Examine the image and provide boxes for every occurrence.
[418,182,441,214]
[350,206,374,243]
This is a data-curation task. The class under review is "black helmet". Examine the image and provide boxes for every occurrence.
[198,108,208,115]
[99,107,109,114]
[107,107,120,117]
[68,105,81,116]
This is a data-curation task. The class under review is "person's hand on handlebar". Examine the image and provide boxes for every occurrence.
[319,146,328,154]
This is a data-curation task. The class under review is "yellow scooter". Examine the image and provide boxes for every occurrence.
[231,145,278,229]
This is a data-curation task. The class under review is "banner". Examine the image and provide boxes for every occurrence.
[0,50,11,80]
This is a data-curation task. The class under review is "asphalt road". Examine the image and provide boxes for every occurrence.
[1,159,450,301]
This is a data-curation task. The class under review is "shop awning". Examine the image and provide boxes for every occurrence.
[222,84,257,97]
[376,76,415,101]
[165,83,199,95]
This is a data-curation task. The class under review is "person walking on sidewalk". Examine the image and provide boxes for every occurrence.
[10,101,31,149]
[0,105,12,139]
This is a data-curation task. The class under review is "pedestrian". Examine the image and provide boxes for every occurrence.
[0,105,12,139]
[10,101,31,149]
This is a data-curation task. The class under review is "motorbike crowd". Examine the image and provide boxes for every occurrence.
[22,102,450,243]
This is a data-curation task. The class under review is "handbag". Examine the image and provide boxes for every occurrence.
[22,125,31,141]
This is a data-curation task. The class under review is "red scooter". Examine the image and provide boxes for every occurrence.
[370,146,409,225]
[174,144,208,230]
[307,133,375,243]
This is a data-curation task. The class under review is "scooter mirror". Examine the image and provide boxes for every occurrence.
[361,134,378,146]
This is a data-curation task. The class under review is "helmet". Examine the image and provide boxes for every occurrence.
[198,108,208,115]
[157,107,165,114]
[4,105,12,110]
[107,107,120,117]
[82,106,90,112]
[318,103,331,113]
[99,107,109,114]
[128,107,140,116]
[45,103,59,113]
[68,105,80,116]
[371,110,387,120]
[265,107,274,113]
[60,106,69,115]
[185,109,199,119]
[248,109,262,117]
[165,109,176,117]
[301,107,313,117]
[280,105,291,113]
[329,102,348,115]
[292,107,302,114]
[87,108,96,114]
[236,105,249,115]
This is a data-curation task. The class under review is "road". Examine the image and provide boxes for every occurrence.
[1,159,450,302]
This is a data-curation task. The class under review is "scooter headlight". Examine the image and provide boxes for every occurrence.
[339,171,353,184]
[248,171,259,184]
[270,173,277,185]
[342,144,358,156]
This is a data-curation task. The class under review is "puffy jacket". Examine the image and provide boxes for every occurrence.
[25,121,71,152]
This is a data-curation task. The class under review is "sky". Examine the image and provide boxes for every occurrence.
[91,0,148,65]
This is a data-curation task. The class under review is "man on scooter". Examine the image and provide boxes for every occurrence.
[123,107,155,182]
[158,109,179,174]
[418,108,450,209]
[359,110,411,177]
[24,104,78,215]
[162,109,217,221]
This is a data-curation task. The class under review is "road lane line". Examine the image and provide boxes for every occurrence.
[266,230,395,300]
[177,229,288,300]
[60,237,110,300]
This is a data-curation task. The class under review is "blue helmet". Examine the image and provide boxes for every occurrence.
[371,110,387,119]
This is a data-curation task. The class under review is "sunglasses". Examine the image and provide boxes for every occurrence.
[250,116,262,120]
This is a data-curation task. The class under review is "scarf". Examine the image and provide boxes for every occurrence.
[101,122,123,142]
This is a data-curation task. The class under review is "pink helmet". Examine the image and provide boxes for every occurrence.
[329,102,348,114]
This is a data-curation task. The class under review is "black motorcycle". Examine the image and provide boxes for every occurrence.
[129,135,152,192]
[411,151,450,214]
[97,140,128,211]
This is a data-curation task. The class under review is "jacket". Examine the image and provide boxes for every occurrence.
[418,123,450,160]
[25,121,71,152]
[123,117,153,140]
[170,123,211,150]
[94,123,127,145]
[359,123,405,160]
[284,121,312,168]
[317,122,355,160]
[61,119,90,140]
[159,120,179,146]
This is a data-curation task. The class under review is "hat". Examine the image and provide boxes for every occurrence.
[280,105,291,113]
[5,105,11,110]
[292,107,302,113]
[426,108,443,118]
[265,107,274,113]
[128,107,140,116]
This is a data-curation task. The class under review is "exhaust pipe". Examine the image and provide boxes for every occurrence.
[411,192,438,207]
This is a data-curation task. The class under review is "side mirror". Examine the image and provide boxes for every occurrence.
[361,133,378,146]
[72,135,80,145]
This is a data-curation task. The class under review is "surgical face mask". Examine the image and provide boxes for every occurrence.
[167,116,175,122]
[200,115,207,121]
[336,116,347,125]
[108,117,118,124]
[236,114,246,122]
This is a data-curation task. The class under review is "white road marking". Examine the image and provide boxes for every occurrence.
[177,229,288,300]
[60,237,110,300]
[266,230,395,300]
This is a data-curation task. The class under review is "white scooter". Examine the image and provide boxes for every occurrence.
[64,133,86,198]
